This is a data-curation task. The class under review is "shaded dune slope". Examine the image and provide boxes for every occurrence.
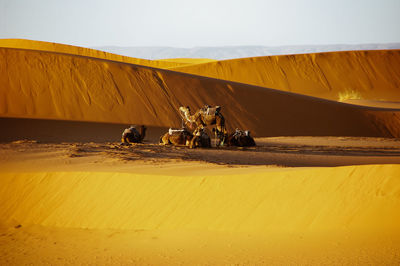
[1,47,400,138]
[0,117,167,143]
[1,165,399,232]
[0,39,185,69]
[171,50,400,101]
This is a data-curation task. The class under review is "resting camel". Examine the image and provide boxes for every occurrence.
[179,105,227,146]
[226,128,256,147]
[159,128,193,146]
[190,127,211,148]
[121,125,147,144]
[159,127,211,148]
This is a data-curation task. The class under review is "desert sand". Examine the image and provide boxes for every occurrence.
[1,39,400,265]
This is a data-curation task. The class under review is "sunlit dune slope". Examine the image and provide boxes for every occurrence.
[171,50,400,101]
[0,39,185,68]
[1,165,399,233]
[1,47,400,137]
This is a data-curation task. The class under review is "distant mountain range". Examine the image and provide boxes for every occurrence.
[93,43,400,60]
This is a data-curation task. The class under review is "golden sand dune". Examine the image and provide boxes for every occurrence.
[1,165,399,231]
[171,50,400,101]
[1,47,400,138]
[0,39,185,68]
[0,163,399,264]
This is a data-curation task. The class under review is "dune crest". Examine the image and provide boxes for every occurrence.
[158,58,217,66]
[171,50,400,101]
[0,38,186,68]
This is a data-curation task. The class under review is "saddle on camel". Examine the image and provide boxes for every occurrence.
[226,128,256,147]
[121,125,147,145]
[159,128,193,147]
[179,105,227,146]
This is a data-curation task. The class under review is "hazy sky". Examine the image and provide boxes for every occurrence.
[1,0,399,48]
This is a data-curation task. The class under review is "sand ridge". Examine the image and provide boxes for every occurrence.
[0,38,186,69]
[158,58,217,66]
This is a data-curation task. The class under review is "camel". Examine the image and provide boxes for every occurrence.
[179,105,227,146]
[190,127,211,148]
[160,127,211,148]
[121,125,147,144]
[226,129,256,147]
[159,128,193,146]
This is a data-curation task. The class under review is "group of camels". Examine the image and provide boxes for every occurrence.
[121,105,255,148]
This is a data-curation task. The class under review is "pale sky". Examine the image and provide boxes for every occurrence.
[1,0,399,48]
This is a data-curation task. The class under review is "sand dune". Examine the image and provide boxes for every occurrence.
[1,164,399,231]
[171,50,400,101]
[1,47,400,138]
[0,39,185,68]
[1,164,399,264]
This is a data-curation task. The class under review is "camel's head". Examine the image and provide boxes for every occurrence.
[179,106,190,114]
[179,106,196,123]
